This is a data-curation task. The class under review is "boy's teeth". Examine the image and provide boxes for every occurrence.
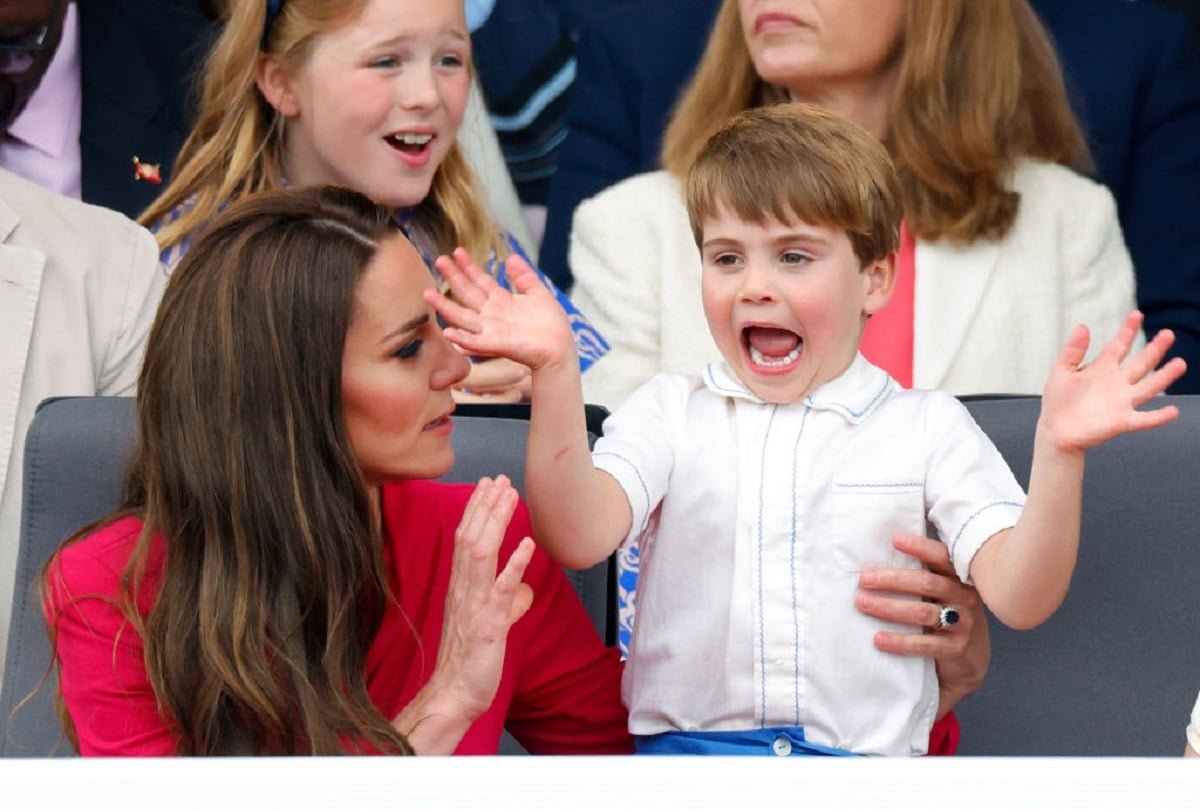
[749,344,801,367]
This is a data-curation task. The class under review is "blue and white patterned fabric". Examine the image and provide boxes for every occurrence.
[615,544,638,656]
[153,197,200,271]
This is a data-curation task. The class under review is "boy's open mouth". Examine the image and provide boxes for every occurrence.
[742,325,803,370]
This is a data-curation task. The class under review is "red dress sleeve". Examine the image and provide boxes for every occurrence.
[370,480,632,755]
[46,519,178,756]
[501,517,632,754]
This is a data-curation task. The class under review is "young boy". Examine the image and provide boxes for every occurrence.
[427,103,1186,756]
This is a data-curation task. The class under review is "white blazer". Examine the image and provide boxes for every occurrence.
[0,169,165,678]
[569,162,1139,411]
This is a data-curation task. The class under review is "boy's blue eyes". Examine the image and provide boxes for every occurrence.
[392,339,423,360]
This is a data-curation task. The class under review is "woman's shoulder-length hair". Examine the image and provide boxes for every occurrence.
[662,0,1091,244]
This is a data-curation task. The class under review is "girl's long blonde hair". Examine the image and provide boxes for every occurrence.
[662,0,1091,244]
[139,0,502,263]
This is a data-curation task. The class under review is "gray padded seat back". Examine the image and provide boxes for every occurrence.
[2,396,134,757]
[956,395,1200,755]
[2,397,612,757]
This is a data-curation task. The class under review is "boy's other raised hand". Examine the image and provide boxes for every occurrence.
[1039,310,1187,455]
[426,248,576,373]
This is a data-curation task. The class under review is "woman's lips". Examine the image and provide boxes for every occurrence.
[755,12,804,34]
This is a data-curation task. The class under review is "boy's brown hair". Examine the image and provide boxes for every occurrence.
[685,102,903,267]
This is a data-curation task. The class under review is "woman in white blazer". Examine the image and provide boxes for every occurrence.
[570,0,1137,411]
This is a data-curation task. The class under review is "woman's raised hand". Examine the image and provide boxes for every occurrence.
[393,476,534,753]
[426,249,577,374]
[431,475,534,720]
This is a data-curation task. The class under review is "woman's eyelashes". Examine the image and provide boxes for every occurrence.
[392,338,423,360]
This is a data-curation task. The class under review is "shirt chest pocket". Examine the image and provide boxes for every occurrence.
[831,480,926,573]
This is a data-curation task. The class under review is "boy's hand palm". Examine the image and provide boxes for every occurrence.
[1040,311,1186,454]
[427,249,574,372]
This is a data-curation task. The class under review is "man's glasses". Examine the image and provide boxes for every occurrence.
[0,0,63,76]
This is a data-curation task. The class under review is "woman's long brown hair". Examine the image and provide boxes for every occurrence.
[52,186,416,755]
[662,0,1091,244]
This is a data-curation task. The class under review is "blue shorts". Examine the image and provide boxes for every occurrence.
[634,726,860,757]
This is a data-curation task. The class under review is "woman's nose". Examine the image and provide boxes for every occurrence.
[431,334,471,390]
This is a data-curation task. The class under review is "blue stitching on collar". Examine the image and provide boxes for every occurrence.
[806,373,891,420]
[703,364,751,397]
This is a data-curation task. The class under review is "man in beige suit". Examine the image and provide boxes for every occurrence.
[0,167,164,688]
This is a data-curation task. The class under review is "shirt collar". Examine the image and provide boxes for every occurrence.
[701,353,896,423]
[8,2,81,159]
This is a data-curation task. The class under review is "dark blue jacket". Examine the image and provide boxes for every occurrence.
[78,0,215,220]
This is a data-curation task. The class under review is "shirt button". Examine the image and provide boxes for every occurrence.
[771,736,792,757]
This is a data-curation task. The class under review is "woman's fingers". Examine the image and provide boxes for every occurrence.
[453,358,532,404]
[459,357,530,392]
[856,591,973,633]
[496,537,536,625]
[453,388,525,405]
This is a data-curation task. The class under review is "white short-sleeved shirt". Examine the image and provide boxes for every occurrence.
[593,354,1025,755]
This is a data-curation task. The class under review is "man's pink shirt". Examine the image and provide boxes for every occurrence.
[0,1,82,199]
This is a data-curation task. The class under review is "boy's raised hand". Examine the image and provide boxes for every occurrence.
[1040,310,1187,455]
[425,248,577,373]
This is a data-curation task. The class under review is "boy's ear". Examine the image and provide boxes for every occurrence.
[862,250,898,317]
[256,55,301,117]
